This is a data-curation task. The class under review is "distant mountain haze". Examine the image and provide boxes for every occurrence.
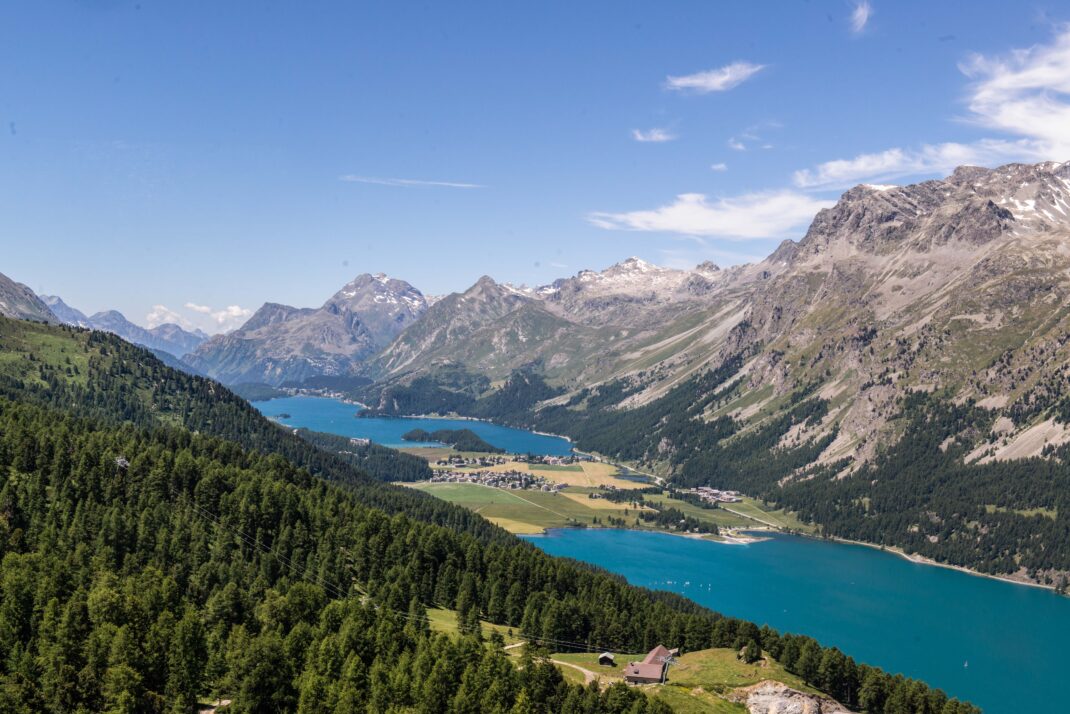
[40,296,208,358]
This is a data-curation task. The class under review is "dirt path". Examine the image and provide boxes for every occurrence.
[721,505,782,529]
[551,659,600,685]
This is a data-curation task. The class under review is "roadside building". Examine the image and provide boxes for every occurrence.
[622,645,677,684]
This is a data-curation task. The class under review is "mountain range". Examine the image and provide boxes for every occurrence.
[38,294,209,358]
[185,273,427,384]
[179,160,1070,586]
[7,160,1070,586]
[16,160,1070,476]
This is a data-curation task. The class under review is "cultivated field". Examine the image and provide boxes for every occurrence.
[406,482,646,533]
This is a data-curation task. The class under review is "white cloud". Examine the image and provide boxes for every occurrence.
[794,28,1070,189]
[793,139,1038,188]
[339,175,484,189]
[588,190,833,240]
[209,305,253,330]
[631,127,676,142]
[850,1,872,34]
[665,61,765,93]
[146,304,191,329]
[959,27,1070,157]
[710,162,728,172]
[142,302,252,334]
[727,138,747,151]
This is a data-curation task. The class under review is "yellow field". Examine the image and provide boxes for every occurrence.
[559,492,653,511]
[478,460,650,490]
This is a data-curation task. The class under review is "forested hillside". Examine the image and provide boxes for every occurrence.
[0,319,980,712]
[0,317,498,540]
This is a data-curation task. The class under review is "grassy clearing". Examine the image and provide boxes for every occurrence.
[408,481,812,537]
[406,482,643,533]
[547,647,817,713]
[984,504,1058,519]
[425,607,523,644]
[702,498,816,534]
[642,494,753,530]
[0,320,92,388]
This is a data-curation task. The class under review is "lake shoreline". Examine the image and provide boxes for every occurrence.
[370,410,576,444]
[262,396,1062,595]
[822,534,1061,593]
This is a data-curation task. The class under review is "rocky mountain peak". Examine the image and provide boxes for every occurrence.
[790,161,1070,262]
[695,260,721,274]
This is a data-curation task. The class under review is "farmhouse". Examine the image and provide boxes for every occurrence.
[622,645,677,684]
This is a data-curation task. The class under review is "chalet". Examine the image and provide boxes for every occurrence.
[623,645,678,684]
[598,652,615,667]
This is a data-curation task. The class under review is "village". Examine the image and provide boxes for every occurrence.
[681,486,743,504]
[433,452,591,469]
[428,468,567,492]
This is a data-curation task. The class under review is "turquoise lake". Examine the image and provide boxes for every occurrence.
[527,528,1070,713]
[252,395,574,455]
[254,394,1068,713]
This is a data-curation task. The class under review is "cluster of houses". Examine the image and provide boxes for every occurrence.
[514,453,592,466]
[598,645,679,685]
[434,455,511,468]
[684,486,742,504]
[428,469,567,492]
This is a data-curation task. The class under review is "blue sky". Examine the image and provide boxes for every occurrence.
[2,1,1070,332]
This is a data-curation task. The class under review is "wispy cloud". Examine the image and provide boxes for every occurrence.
[206,305,252,329]
[146,304,191,329]
[339,175,484,189]
[631,127,677,143]
[793,139,1036,188]
[142,302,269,333]
[665,61,765,93]
[850,1,872,34]
[589,191,832,240]
[794,28,1070,188]
[710,162,728,172]
[959,27,1070,156]
[727,138,747,151]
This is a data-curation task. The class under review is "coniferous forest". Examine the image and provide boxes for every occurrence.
[365,353,1070,585]
[0,319,982,712]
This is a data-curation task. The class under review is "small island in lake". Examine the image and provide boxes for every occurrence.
[402,427,505,453]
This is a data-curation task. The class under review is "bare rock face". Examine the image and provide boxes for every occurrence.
[0,272,57,324]
[188,273,427,385]
[731,681,850,714]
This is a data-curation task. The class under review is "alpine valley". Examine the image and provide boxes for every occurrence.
[7,160,1070,713]
[179,162,1070,589]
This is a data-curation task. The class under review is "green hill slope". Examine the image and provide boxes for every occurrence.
[0,317,977,712]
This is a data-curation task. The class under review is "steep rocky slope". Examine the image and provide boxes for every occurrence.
[188,272,427,384]
[372,258,775,392]
[0,272,57,323]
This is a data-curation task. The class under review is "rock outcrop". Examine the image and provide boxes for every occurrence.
[730,681,850,714]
